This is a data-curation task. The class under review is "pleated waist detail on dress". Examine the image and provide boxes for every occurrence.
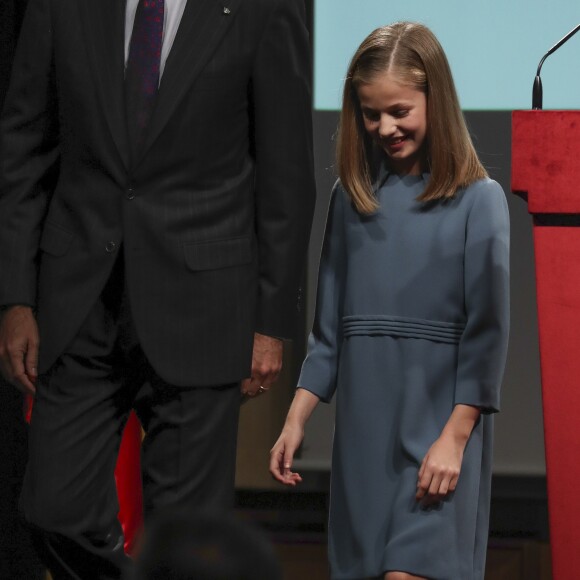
[342,315,465,344]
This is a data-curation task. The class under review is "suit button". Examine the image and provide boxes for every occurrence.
[126,188,135,200]
[105,241,117,253]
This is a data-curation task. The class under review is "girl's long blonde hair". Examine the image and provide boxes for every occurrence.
[337,22,487,214]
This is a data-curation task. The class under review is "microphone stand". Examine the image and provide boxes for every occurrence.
[532,23,580,110]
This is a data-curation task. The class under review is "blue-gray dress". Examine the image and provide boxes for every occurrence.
[298,171,510,580]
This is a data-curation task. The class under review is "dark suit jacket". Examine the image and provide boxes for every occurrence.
[0,0,316,386]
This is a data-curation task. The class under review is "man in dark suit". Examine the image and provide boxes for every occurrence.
[0,0,315,578]
[0,1,45,578]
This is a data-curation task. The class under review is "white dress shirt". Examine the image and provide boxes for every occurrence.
[124,0,189,79]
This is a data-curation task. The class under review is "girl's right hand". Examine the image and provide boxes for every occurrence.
[269,423,304,486]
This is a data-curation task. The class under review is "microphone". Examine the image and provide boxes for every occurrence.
[532,23,580,110]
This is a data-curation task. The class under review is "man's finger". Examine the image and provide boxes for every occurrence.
[261,370,280,390]
[13,369,36,396]
[0,306,39,392]
[240,378,251,395]
[243,375,263,397]
[25,337,39,383]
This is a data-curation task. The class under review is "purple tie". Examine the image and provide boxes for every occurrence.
[125,0,165,160]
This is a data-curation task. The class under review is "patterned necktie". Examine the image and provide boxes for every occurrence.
[125,0,165,161]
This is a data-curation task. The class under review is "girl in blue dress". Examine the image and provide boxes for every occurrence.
[270,22,509,580]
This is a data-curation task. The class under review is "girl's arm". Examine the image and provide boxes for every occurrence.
[269,387,320,486]
[416,182,510,504]
[270,184,346,485]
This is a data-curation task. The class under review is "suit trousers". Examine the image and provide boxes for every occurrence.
[20,255,242,580]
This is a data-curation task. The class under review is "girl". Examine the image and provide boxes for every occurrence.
[270,22,510,580]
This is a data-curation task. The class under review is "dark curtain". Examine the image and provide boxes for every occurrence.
[0,1,45,578]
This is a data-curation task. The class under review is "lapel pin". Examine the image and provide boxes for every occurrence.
[223,7,231,14]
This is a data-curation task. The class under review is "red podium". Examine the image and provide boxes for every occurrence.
[512,110,580,579]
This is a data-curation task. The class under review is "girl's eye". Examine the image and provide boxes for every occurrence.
[363,109,380,122]
[394,110,409,118]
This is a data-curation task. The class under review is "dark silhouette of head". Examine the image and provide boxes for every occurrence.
[132,510,282,580]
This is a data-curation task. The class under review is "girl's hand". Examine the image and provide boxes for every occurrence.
[416,404,481,505]
[269,422,304,486]
[416,433,465,505]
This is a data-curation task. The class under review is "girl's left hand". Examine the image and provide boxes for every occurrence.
[416,433,465,505]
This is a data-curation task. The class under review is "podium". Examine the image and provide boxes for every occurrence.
[512,111,580,579]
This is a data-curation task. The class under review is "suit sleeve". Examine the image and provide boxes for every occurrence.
[0,0,59,308]
[297,183,345,403]
[454,180,510,413]
[251,0,316,339]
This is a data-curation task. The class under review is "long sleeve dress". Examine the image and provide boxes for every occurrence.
[298,170,510,580]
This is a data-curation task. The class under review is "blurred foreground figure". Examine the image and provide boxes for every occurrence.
[132,510,282,580]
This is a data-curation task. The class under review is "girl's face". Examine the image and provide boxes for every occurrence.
[357,71,427,175]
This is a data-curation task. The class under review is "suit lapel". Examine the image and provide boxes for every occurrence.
[134,0,241,167]
[77,0,130,170]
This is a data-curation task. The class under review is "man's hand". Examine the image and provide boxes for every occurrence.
[0,306,39,395]
[240,332,283,399]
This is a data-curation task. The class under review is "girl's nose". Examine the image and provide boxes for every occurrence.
[378,114,395,139]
